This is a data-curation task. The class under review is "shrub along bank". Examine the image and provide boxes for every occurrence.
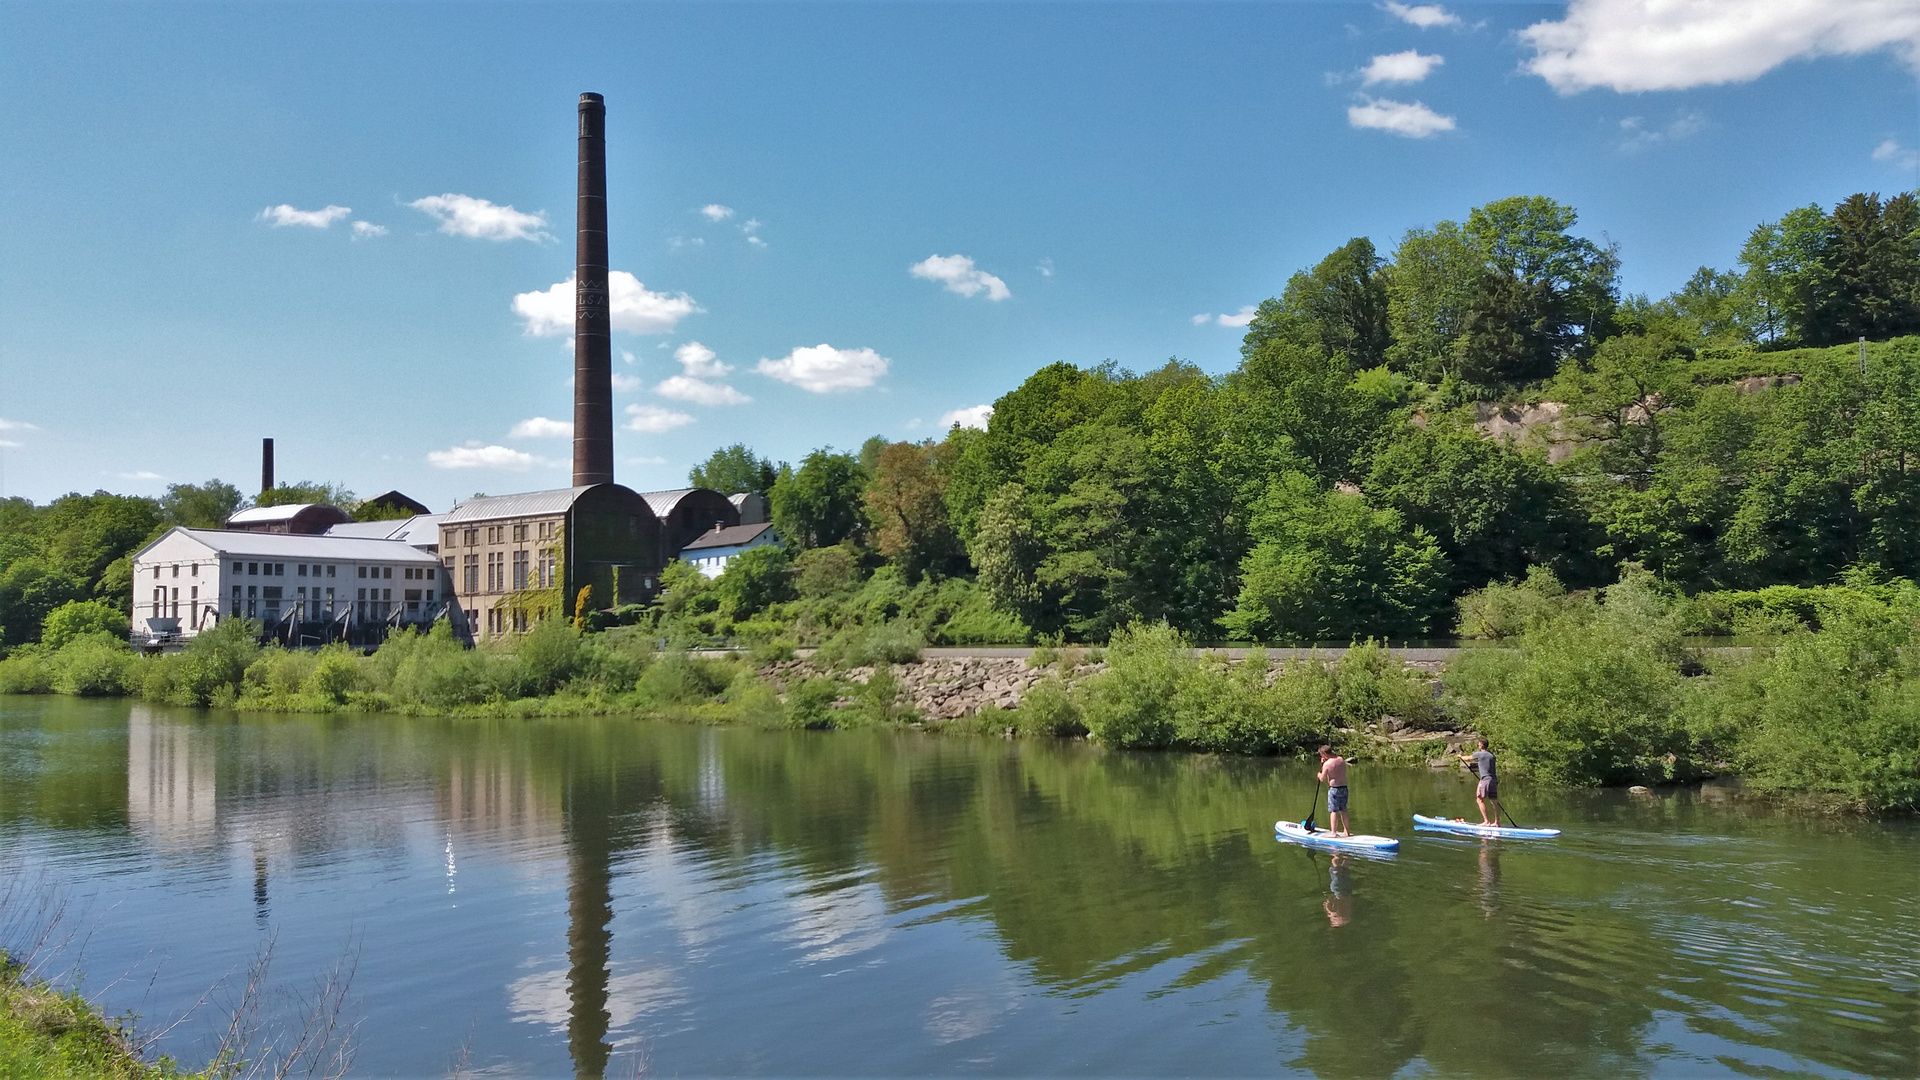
[2,585,1916,811]
[0,953,204,1079]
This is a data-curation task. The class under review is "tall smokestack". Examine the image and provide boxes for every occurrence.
[573,92,614,487]
[261,438,274,495]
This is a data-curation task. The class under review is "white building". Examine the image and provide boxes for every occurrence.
[130,527,444,644]
[679,522,779,579]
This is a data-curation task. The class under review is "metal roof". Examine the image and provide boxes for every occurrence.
[680,522,776,552]
[227,503,326,524]
[152,528,442,563]
[641,489,699,517]
[323,514,445,546]
[442,487,596,524]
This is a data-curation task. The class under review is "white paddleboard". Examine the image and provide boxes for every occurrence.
[1275,820,1400,851]
[1412,813,1561,839]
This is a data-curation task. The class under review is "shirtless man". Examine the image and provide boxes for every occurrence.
[1317,745,1350,837]
[1457,738,1500,826]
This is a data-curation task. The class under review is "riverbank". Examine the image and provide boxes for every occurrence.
[2,578,1916,810]
[0,955,199,1079]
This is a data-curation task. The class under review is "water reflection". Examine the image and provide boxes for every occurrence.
[0,698,1913,1078]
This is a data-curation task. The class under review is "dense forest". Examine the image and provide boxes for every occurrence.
[3,189,1919,652]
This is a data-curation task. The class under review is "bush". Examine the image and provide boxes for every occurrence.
[39,600,129,651]
[1689,612,1920,811]
[812,622,923,668]
[513,618,581,697]
[1454,566,1573,639]
[1451,603,1692,785]
[855,662,909,724]
[302,643,363,704]
[241,647,318,703]
[634,651,731,707]
[1172,649,1334,755]
[48,633,135,696]
[1080,622,1188,748]
[1332,640,1435,728]
[1010,676,1084,736]
[784,676,842,729]
[140,618,260,707]
[0,652,51,694]
[378,624,493,708]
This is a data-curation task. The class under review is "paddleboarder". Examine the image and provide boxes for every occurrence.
[1457,738,1500,826]
[1317,745,1350,837]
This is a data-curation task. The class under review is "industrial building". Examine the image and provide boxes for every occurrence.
[128,93,778,649]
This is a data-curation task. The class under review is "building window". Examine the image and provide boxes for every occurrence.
[464,528,477,547]
[327,565,336,577]
[538,549,556,589]
[512,523,528,543]
[233,562,243,575]
[511,550,529,590]
[464,554,479,593]
[426,590,434,603]
[486,552,502,591]
[191,563,199,577]
[383,567,392,579]
[297,564,306,577]
[248,563,258,575]
[171,565,180,578]
[426,567,435,581]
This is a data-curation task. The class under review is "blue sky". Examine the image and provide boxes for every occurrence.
[2,1,1917,508]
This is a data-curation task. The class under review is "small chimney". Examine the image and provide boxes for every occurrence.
[572,92,614,487]
[261,438,275,495]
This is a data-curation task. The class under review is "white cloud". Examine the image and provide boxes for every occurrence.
[611,373,642,393]
[656,375,751,405]
[409,193,549,242]
[259,204,351,229]
[626,405,696,433]
[0,440,21,449]
[909,254,1011,301]
[1618,111,1707,151]
[1873,138,1920,168]
[1037,258,1054,277]
[1521,0,1920,94]
[1363,50,1445,85]
[673,341,731,379]
[428,444,539,470]
[118,471,164,481]
[756,344,891,393]
[1384,2,1459,28]
[0,419,39,432]
[1193,306,1258,327]
[621,349,637,364]
[626,455,668,465]
[939,405,993,430]
[350,220,387,238]
[512,272,702,336]
[741,218,766,247]
[654,342,748,404]
[700,204,735,222]
[1348,97,1457,137]
[508,417,572,439]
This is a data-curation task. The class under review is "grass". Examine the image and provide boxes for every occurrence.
[0,954,200,1079]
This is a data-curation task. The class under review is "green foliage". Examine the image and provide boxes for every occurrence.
[784,676,842,729]
[0,953,199,1079]
[40,600,128,651]
[770,449,867,549]
[689,443,778,495]
[0,491,161,650]
[1454,566,1574,638]
[711,545,794,619]
[1332,639,1435,728]
[1446,583,1691,785]
[811,621,923,669]
[1222,473,1447,643]
[635,651,732,707]
[158,480,243,529]
[1079,622,1189,748]
[139,617,260,707]
[1008,676,1085,736]
[302,643,362,703]
[253,481,353,508]
[47,633,136,696]
[513,617,582,697]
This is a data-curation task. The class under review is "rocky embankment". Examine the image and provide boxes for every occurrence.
[757,654,1480,759]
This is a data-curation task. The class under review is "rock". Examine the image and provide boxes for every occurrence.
[1629,785,1652,795]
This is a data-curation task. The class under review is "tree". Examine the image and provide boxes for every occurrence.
[865,440,962,579]
[712,544,794,619]
[1266,237,1393,368]
[1386,222,1482,380]
[969,483,1044,627]
[1221,473,1448,643]
[256,481,353,508]
[1736,203,1830,344]
[40,598,131,649]
[1465,195,1619,361]
[1366,419,1570,591]
[1232,338,1384,483]
[1804,192,1920,345]
[769,450,867,549]
[690,443,779,495]
[1454,269,1555,385]
[159,480,243,529]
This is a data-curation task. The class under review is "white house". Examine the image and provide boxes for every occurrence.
[130,527,445,644]
[679,522,779,578]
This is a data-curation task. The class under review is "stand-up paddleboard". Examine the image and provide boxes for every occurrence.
[1412,813,1561,839]
[1275,820,1400,851]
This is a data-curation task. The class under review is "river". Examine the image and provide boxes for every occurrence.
[0,696,1912,1078]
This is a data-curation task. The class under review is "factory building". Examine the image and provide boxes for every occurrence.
[129,528,445,649]
[643,488,741,552]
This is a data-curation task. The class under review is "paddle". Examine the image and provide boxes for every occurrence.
[1495,797,1529,831]
[1302,779,1323,833]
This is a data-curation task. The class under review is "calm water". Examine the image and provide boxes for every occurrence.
[0,697,1914,1079]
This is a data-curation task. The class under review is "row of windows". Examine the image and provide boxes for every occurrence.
[454,550,556,593]
[459,521,558,548]
[152,564,203,578]
[221,561,432,580]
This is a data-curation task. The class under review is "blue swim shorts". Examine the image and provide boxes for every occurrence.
[1327,785,1349,813]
